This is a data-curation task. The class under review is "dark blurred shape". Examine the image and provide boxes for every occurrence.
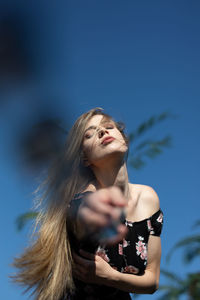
[0,9,72,174]
[20,115,68,170]
[0,12,32,90]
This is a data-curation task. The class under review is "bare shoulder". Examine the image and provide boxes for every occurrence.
[140,184,159,203]
[129,183,160,220]
[140,184,160,214]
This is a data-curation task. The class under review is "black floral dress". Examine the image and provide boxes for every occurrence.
[66,192,164,300]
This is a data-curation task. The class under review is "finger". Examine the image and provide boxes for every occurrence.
[87,188,126,220]
[80,205,122,228]
[80,206,110,227]
[107,186,128,207]
[84,195,116,216]
[100,224,128,246]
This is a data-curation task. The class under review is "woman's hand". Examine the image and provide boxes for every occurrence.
[73,249,117,285]
[78,187,128,245]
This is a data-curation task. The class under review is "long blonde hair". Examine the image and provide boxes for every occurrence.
[11,108,128,300]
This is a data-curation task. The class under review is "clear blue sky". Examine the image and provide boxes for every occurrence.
[1,1,200,299]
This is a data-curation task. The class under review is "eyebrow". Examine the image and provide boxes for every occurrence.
[84,125,97,133]
[84,120,114,134]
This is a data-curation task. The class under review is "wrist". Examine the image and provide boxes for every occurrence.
[103,267,121,287]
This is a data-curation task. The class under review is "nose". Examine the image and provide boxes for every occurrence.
[98,127,108,138]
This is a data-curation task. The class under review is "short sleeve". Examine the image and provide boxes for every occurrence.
[148,209,164,236]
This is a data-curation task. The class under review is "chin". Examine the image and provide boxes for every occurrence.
[92,149,128,166]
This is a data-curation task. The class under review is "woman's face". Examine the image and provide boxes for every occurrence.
[82,114,128,166]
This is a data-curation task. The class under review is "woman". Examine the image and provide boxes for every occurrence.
[12,108,163,300]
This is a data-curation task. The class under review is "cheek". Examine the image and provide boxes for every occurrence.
[115,133,127,146]
[113,129,126,143]
[82,141,97,158]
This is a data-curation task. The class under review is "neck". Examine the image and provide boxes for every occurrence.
[91,156,130,199]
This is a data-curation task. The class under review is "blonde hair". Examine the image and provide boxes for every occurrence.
[11,108,128,300]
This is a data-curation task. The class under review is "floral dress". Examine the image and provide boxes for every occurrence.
[66,192,164,300]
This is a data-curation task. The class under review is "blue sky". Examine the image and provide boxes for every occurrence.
[1,1,200,299]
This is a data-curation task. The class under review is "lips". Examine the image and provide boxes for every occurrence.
[101,136,115,145]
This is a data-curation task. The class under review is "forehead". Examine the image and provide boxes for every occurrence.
[86,114,112,128]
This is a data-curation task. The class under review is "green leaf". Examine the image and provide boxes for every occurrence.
[134,136,171,154]
[134,139,154,151]
[128,156,146,170]
[187,273,200,300]
[166,235,200,263]
[128,132,135,143]
[183,246,200,263]
[132,111,173,139]
[156,135,172,147]
[16,211,38,231]
[137,121,152,135]
[156,292,181,300]
[158,111,171,121]
[160,269,183,284]
[144,145,162,159]
[192,219,200,229]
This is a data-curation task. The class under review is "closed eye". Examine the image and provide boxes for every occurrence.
[85,134,91,139]
[104,123,114,129]
[85,133,92,139]
[84,123,114,139]
[84,130,95,139]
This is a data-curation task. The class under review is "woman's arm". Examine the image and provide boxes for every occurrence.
[107,235,161,294]
[106,186,162,294]
[70,187,128,245]
[72,185,162,294]
[73,235,161,294]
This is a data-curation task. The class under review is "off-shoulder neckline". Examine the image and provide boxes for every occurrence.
[125,209,162,225]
